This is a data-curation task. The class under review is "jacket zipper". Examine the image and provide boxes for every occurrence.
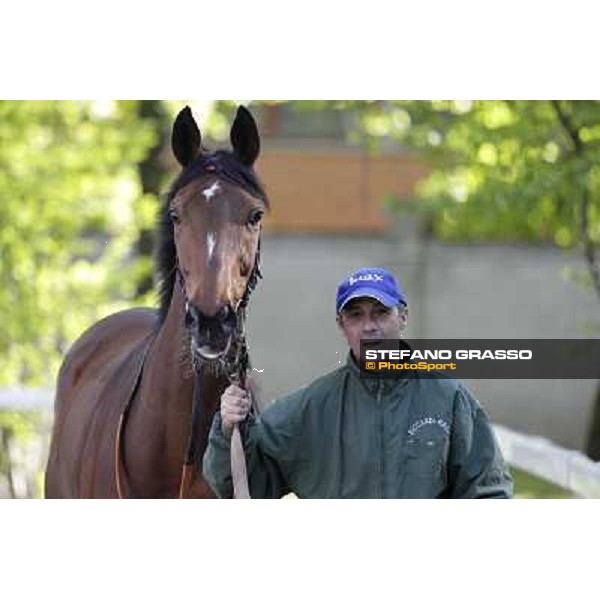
[376,381,383,498]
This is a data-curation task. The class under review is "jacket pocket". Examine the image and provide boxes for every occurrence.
[401,435,449,497]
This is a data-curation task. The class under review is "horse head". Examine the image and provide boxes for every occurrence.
[157,105,268,364]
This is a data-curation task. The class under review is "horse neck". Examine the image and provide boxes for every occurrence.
[144,279,196,410]
[126,278,228,494]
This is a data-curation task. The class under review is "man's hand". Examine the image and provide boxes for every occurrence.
[220,384,252,438]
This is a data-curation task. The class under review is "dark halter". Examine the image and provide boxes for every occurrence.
[176,235,263,498]
[175,235,262,379]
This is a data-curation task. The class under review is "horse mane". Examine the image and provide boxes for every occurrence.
[154,150,269,326]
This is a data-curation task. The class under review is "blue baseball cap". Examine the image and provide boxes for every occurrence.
[336,268,407,313]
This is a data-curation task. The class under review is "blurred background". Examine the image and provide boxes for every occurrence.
[2,100,600,498]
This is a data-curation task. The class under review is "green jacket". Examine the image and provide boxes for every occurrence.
[203,354,513,498]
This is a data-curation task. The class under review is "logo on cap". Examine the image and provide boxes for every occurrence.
[348,274,384,286]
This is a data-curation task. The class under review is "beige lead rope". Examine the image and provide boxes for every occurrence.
[230,373,251,499]
[231,424,250,499]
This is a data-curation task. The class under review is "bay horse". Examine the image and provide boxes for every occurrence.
[45,105,267,498]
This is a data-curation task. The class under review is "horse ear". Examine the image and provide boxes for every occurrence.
[172,106,202,167]
[230,106,260,167]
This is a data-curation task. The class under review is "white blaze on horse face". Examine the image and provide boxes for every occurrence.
[207,232,217,262]
[202,181,221,202]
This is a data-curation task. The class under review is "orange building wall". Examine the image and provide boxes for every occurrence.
[255,150,429,234]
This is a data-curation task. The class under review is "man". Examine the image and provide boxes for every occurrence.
[203,267,513,498]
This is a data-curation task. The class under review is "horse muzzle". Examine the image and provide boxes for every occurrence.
[185,303,237,361]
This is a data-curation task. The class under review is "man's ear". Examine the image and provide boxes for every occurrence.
[337,314,350,340]
[398,305,408,332]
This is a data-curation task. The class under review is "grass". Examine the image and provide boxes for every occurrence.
[511,468,576,499]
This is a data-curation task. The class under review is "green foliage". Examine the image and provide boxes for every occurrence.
[0,101,158,386]
[387,100,600,249]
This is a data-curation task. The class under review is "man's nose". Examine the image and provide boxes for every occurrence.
[362,315,378,332]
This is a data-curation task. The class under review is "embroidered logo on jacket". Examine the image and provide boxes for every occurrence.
[408,417,450,437]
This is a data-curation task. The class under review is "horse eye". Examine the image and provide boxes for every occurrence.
[247,209,264,228]
[169,210,181,225]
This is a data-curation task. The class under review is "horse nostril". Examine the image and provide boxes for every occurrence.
[186,304,202,328]
[218,305,231,321]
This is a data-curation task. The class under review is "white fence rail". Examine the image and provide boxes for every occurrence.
[0,388,54,410]
[493,424,600,498]
[2,388,600,498]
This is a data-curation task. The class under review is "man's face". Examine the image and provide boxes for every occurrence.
[337,297,408,360]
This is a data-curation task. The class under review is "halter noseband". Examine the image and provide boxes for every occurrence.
[176,234,263,381]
